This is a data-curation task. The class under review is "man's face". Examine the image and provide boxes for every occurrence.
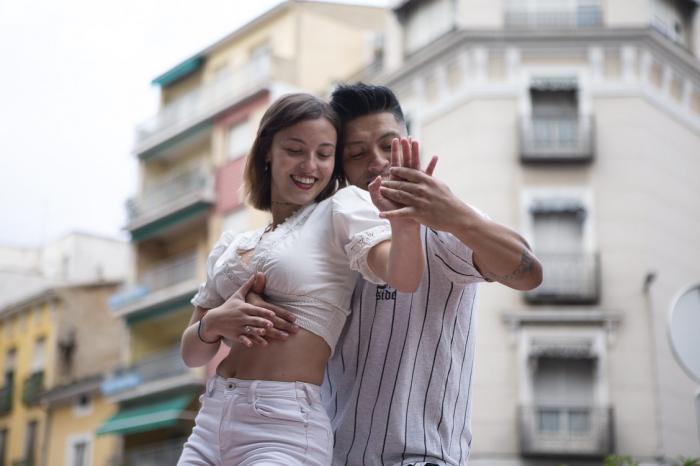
[341,112,407,190]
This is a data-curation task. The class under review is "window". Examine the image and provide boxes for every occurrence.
[73,393,93,417]
[0,429,7,466]
[227,119,254,159]
[530,83,579,150]
[66,434,91,466]
[3,349,15,387]
[534,357,594,435]
[403,0,454,54]
[505,0,602,28]
[24,420,37,463]
[30,338,46,373]
[248,42,271,80]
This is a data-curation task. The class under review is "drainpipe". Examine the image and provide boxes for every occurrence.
[642,271,665,465]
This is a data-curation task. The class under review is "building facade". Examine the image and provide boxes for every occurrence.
[0,233,128,466]
[101,1,389,463]
[351,0,700,464]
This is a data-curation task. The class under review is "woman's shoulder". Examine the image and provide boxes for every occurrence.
[328,185,372,211]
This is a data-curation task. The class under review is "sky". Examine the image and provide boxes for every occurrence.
[0,0,389,248]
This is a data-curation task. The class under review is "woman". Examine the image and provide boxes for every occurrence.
[177,93,423,465]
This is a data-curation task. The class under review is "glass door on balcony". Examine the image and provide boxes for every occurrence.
[531,87,578,150]
[531,206,597,301]
[505,0,602,28]
[534,357,594,436]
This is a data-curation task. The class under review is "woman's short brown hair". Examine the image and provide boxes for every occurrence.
[243,93,346,211]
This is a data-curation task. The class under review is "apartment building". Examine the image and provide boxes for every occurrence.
[350,0,700,464]
[101,1,389,463]
[0,233,128,466]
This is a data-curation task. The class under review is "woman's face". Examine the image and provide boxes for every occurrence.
[267,118,337,208]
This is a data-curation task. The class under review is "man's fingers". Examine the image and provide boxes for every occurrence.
[380,180,423,196]
[389,166,431,183]
[271,315,300,333]
[410,139,421,170]
[391,138,401,169]
[400,138,412,169]
[265,327,291,340]
[425,155,438,176]
[379,206,416,219]
[380,186,418,205]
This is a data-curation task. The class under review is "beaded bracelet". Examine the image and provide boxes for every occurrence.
[197,317,221,344]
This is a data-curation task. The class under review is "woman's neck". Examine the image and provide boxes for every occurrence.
[270,200,302,229]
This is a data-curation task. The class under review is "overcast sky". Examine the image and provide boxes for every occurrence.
[0,0,389,248]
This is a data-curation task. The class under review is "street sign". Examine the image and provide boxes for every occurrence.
[668,284,700,383]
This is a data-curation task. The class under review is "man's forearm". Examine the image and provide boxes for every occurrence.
[449,204,542,291]
[387,222,423,292]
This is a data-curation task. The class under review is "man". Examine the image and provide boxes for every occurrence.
[320,83,542,466]
[195,83,542,465]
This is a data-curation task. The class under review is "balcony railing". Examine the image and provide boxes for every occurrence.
[108,251,198,312]
[519,115,594,163]
[110,437,187,466]
[518,405,613,457]
[526,253,600,304]
[505,3,602,29]
[22,372,44,406]
[0,385,12,415]
[135,54,295,153]
[126,167,213,229]
[101,346,192,397]
[12,459,34,466]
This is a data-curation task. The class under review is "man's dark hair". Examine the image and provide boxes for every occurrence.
[330,83,405,125]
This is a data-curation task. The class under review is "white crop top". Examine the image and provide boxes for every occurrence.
[191,186,392,352]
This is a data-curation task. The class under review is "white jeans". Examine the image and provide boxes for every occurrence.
[178,376,332,466]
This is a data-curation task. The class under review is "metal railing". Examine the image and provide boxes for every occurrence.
[108,251,198,311]
[22,372,43,406]
[518,405,613,457]
[505,4,602,29]
[101,346,191,396]
[110,437,187,466]
[126,167,212,222]
[519,115,594,162]
[526,253,600,304]
[135,54,295,148]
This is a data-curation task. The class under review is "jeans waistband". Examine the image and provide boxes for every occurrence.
[206,375,321,404]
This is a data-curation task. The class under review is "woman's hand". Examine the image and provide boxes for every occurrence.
[203,273,299,348]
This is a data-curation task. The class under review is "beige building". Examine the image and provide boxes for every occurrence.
[350,0,700,464]
[101,1,389,463]
[0,233,128,466]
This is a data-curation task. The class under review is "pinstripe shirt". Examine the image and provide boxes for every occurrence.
[322,226,485,466]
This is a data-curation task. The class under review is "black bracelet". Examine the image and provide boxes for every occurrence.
[197,317,221,344]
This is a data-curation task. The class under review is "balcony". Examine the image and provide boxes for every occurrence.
[0,385,12,415]
[505,3,602,29]
[101,346,202,401]
[109,252,199,320]
[111,437,187,466]
[525,253,600,304]
[135,54,295,156]
[126,167,214,241]
[518,405,613,457]
[519,115,594,163]
[22,371,44,406]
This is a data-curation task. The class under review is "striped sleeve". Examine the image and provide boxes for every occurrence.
[428,229,486,285]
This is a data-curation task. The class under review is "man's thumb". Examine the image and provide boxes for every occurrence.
[251,272,265,295]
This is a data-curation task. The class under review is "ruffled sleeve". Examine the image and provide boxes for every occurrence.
[190,231,236,309]
[331,186,391,284]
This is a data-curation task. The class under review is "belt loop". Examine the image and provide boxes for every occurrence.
[248,380,259,404]
[207,376,216,397]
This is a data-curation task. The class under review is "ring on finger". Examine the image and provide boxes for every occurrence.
[244,325,252,334]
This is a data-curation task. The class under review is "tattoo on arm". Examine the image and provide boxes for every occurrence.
[499,249,535,282]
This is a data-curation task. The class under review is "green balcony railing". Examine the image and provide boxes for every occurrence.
[22,372,44,406]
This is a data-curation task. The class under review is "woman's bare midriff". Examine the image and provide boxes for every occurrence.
[215,327,331,386]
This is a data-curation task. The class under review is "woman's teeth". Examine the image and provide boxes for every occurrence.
[291,175,315,187]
